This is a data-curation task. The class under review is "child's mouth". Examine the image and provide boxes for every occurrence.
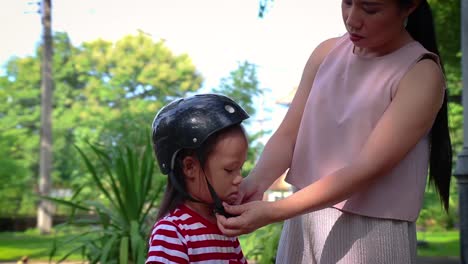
[225,193,239,205]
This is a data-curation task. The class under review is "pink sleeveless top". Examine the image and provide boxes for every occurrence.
[286,34,441,222]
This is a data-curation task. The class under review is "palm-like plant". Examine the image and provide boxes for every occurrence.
[47,141,165,263]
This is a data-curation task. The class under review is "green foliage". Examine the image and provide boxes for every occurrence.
[213,61,266,175]
[417,182,459,231]
[45,141,165,263]
[214,61,262,117]
[0,31,202,216]
[429,0,461,96]
[0,136,29,216]
[240,222,283,264]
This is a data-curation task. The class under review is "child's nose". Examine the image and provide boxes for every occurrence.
[233,174,243,185]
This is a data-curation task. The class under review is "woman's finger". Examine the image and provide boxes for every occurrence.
[217,210,243,229]
[216,214,244,237]
[223,202,247,216]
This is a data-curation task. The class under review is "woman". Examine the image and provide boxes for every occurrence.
[217,0,452,263]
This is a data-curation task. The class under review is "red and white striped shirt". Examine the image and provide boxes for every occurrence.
[146,204,247,264]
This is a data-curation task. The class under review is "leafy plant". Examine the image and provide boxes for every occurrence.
[241,222,283,264]
[45,140,165,263]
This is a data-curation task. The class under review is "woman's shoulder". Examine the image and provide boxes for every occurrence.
[404,57,445,91]
[315,37,341,56]
[317,36,342,51]
[306,36,343,69]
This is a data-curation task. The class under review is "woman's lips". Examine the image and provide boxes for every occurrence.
[349,33,364,42]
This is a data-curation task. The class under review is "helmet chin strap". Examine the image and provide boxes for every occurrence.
[201,167,236,218]
[168,152,235,218]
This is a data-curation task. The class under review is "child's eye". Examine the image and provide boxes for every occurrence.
[224,169,233,173]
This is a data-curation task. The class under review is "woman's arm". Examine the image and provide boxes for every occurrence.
[218,58,445,236]
[272,58,445,221]
[245,37,340,197]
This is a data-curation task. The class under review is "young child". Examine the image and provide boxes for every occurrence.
[146,94,249,264]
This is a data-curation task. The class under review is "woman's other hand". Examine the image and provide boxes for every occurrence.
[216,201,275,237]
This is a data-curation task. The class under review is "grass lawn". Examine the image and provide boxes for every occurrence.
[0,229,460,262]
[417,230,460,257]
[0,229,85,262]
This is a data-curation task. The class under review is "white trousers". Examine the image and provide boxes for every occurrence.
[276,207,417,264]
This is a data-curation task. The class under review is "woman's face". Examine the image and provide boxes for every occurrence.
[341,0,411,51]
[201,129,248,205]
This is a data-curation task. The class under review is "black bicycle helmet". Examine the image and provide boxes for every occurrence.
[152,93,249,174]
[152,94,249,217]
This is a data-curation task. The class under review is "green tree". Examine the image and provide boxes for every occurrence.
[0,32,203,216]
[213,61,262,117]
[213,61,266,174]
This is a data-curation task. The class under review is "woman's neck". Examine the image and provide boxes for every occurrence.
[354,31,414,58]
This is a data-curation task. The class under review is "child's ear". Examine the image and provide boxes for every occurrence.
[182,156,199,179]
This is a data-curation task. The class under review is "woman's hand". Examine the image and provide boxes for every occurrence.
[216,201,276,237]
[236,176,265,204]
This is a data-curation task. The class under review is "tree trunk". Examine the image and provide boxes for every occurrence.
[37,0,53,235]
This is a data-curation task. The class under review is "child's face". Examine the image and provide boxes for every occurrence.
[202,129,248,205]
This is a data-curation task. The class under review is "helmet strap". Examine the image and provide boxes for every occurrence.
[202,167,235,218]
[192,150,235,217]
[169,168,234,218]
[168,149,235,218]
[169,149,204,203]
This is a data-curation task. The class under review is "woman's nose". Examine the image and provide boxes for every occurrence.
[346,6,362,31]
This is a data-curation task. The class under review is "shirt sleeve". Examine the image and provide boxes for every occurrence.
[146,221,189,264]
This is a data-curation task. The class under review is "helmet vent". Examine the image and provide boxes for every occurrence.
[225,104,235,113]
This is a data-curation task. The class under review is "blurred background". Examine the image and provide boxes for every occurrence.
[0,0,462,263]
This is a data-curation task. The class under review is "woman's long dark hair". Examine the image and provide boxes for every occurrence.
[402,0,452,211]
[155,125,245,220]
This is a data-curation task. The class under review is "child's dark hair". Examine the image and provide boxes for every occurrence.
[401,0,453,211]
[155,124,246,220]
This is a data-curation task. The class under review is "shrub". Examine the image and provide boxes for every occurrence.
[46,141,165,263]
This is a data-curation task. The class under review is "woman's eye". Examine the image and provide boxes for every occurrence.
[362,4,379,14]
[342,0,352,5]
[224,169,233,173]
[363,8,378,14]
